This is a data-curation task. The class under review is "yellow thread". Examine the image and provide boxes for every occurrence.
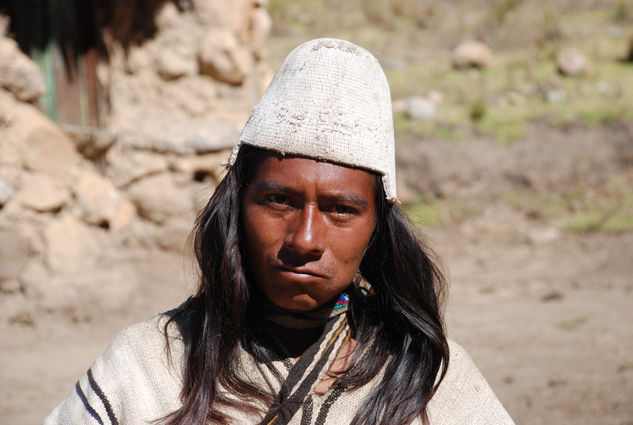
[325,317,348,350]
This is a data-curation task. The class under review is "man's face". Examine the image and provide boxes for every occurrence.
[241,154,376,312]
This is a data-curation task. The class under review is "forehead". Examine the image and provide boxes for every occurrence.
[248,154,376,192]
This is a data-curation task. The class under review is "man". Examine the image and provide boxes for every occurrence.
[44,38,514,425]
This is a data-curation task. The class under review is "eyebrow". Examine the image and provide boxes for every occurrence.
[252,181,290,194]
[251,181,370,209]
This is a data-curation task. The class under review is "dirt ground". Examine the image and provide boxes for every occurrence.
[2,125,632,425]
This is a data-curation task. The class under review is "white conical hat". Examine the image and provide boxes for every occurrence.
[228,38,398,203]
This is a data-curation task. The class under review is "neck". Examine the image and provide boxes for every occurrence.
[254,291,350,358]
[264,322,325,358]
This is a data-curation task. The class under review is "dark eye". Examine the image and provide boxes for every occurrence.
[330,204,358,215]
[264,193,290,206]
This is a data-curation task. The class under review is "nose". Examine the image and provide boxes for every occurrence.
[284,203,325,258]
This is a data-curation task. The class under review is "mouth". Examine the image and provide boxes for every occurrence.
[275,265,328,281]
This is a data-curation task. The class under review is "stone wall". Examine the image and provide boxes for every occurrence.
[0,1,271,321]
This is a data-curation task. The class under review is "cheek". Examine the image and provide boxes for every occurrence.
[335,222,375,267]
[242,206,283,257]
[242,207,262,262]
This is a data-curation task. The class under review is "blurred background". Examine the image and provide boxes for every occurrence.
[0,1,632,424]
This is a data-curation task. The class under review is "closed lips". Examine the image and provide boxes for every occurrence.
[276,266,327,279]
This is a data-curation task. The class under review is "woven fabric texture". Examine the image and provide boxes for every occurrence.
[229,38,398,203]
[42,314,515,425]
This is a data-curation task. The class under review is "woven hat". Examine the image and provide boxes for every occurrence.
[228,38,398,203]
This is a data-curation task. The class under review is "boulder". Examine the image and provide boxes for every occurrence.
[43,215,102,274]
[391,98,407,114]
[0,278,22,296]
[18,259,50,298]
[0,227,31,284]
[405,96,436,120]
[546,89,567,103]
[156,49,197,80]
[45,265,138,313]
[21,260,138,314]
[427,90,443,105]
[0,164,20,186]
[15,172,69,212]
[61,124,117,161]
[184,120,239,153]
[109,199,136,233]
[152,217,192,252]
[74,170,136,230]
[0,93,22,167]
[118,121,238,155]
[190,181,216,212]
[0,176,14,207]
[155,2,181,29]
[193,0,250,41]
[0,36,46,102]
[0,86,15,125]
[114,128,189,155]
[503,90,525,105]
[251,7,272,56]
[169,151,227,182]
[127,173,194,224]
[18,108,80,175]
[125,46,153,74]
[198,27,252,85]
[452,40,493,69]
[527,226,560,245]
[105,142,169,187]
[556,47,592,76]
[69,265,138,312]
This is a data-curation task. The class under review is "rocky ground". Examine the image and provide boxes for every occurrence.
[1,123,632,425]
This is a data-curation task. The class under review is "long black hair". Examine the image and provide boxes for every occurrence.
[163,145,449,425]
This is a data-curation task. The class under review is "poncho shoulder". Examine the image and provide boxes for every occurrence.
[42,313,515,425]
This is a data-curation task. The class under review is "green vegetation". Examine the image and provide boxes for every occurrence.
[268,0,633,144]
[403,201,443,227]
[393,113,466,142]
[403,199,479,228]
[469,99,487,122]
[613,0,631,22]
[491,0,525,24]
[565,181,633,233]
[504,174,633,233]
[558,316,587,331]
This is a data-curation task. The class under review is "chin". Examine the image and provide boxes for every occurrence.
[274,295,320,313]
